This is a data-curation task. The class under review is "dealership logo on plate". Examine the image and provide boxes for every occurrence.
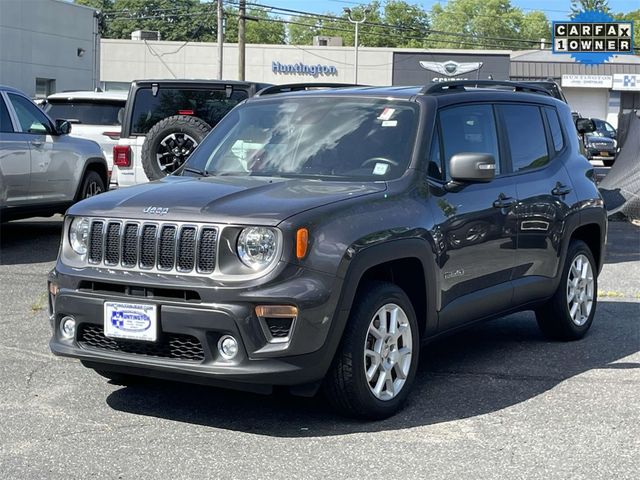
[110,309,152,333]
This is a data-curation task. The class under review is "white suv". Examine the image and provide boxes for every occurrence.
[112,80,268,187]
[44,91,128,175]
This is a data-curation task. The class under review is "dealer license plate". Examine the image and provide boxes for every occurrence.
[600,151,609,157]
[104,302,157,342]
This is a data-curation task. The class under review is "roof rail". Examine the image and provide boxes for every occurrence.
[420,80,552,96]
[256,83,363,97]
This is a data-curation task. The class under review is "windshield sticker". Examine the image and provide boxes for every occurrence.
[381,120,397,127]
[373,163,389,175]
[377,108,395,121]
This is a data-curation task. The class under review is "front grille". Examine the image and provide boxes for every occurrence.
[87,219,218,274]
[77,323,204,362]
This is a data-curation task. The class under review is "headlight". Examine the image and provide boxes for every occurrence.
[69,217,91,255]
[237,227,279,270]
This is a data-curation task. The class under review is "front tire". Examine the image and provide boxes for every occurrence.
[324,281,419,419]
[79,170,105,200]
[536,240,598,341]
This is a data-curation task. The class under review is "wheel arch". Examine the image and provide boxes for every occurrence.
[74,158,108,201]
[335,238,439,339]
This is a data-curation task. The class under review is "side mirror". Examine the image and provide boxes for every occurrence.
[576,118,596,134]
[55,119,72,135]
[449,152,496,183]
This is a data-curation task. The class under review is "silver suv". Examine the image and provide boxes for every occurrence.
[0,85,108,221]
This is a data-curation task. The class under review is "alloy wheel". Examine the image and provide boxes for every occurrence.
[363,303,413,401]
[566,253,595,326]
[156,133,198,174]
[84,181,103,198]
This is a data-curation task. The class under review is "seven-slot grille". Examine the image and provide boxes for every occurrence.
[88,219,218,274]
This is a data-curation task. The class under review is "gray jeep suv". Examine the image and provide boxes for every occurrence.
[48,81,607,419]
[0,86,108,221]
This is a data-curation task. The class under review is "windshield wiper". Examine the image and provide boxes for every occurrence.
[182,167,210,177]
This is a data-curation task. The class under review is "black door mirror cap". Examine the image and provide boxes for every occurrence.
[576,118,596,134]
[449,152,496,184]
[55,119,72,135]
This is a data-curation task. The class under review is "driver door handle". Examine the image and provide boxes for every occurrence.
[30,139,44,148]
[551,182,572,196]
[493,193,516,209]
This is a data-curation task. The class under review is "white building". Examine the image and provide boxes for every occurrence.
[0,0,99,97]
[100,38,640,125]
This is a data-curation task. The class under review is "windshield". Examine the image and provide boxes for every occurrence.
[183,97,418,181]
[45,101,124,125]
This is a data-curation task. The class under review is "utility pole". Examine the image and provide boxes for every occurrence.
[217,0,223,80]
[344,7,370,84]
[238,0,246,81]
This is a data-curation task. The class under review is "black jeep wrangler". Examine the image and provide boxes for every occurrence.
[49,81,607,419]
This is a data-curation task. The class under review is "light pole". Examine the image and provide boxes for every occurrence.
[344,7,370,84]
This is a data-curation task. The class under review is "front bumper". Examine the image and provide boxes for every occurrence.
[585,146,616,160]
[48,262,345,392]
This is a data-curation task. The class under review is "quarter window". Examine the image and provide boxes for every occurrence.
[439,104,501,176]
[544,107,564,153]
[0,97,13,133]
[499,105,549,172]
[8,93,52,134]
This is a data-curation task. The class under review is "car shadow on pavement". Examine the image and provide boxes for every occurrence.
[0,218,63,265]
[105,300,639,436]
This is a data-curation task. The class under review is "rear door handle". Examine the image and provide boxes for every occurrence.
[551,182,572,196]
[493,193,516,209]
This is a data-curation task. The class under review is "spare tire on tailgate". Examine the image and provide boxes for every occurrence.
[141,115,211,180]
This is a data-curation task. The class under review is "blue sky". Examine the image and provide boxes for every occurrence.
[252,0,639,20]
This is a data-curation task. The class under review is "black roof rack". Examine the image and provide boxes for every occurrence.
[256,83,363,97]
[420,80,552,97]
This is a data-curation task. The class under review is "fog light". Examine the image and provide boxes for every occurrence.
[59,316,76,339]
[218,335,238,360]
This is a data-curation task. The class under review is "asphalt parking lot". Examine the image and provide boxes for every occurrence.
[0,216,638,480]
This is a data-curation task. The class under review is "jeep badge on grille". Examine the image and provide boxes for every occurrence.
[143,206,169,215]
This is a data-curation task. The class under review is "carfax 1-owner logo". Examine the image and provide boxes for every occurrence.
[553,10,634,65]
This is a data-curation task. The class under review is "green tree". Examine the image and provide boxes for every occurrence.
[75,0,114,36]
[570,0,611,17]
[614,9,640,48]
[287,1,430,48]
[89,0,217,42]
[429,0,549,50]
[224,7,286,45]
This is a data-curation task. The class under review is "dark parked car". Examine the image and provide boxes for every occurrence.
[583,118,618,166]
[48,81,607,419]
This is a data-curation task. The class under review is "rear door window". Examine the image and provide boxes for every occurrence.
[130,88,248,135]
[543,107,564,153]
[0,96,14,132]
[498,104,549,172]
[438,104,501,177]
[45,101,124,125]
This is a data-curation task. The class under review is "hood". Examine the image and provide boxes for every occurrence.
[69,175,386,226]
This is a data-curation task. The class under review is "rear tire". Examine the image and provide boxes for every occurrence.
[324,281,419,419]
[141,115,211,180]
[536,240,597,341]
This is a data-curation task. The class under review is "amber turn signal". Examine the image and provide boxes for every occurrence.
[255,305,299,318]
[296,228,309,260]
